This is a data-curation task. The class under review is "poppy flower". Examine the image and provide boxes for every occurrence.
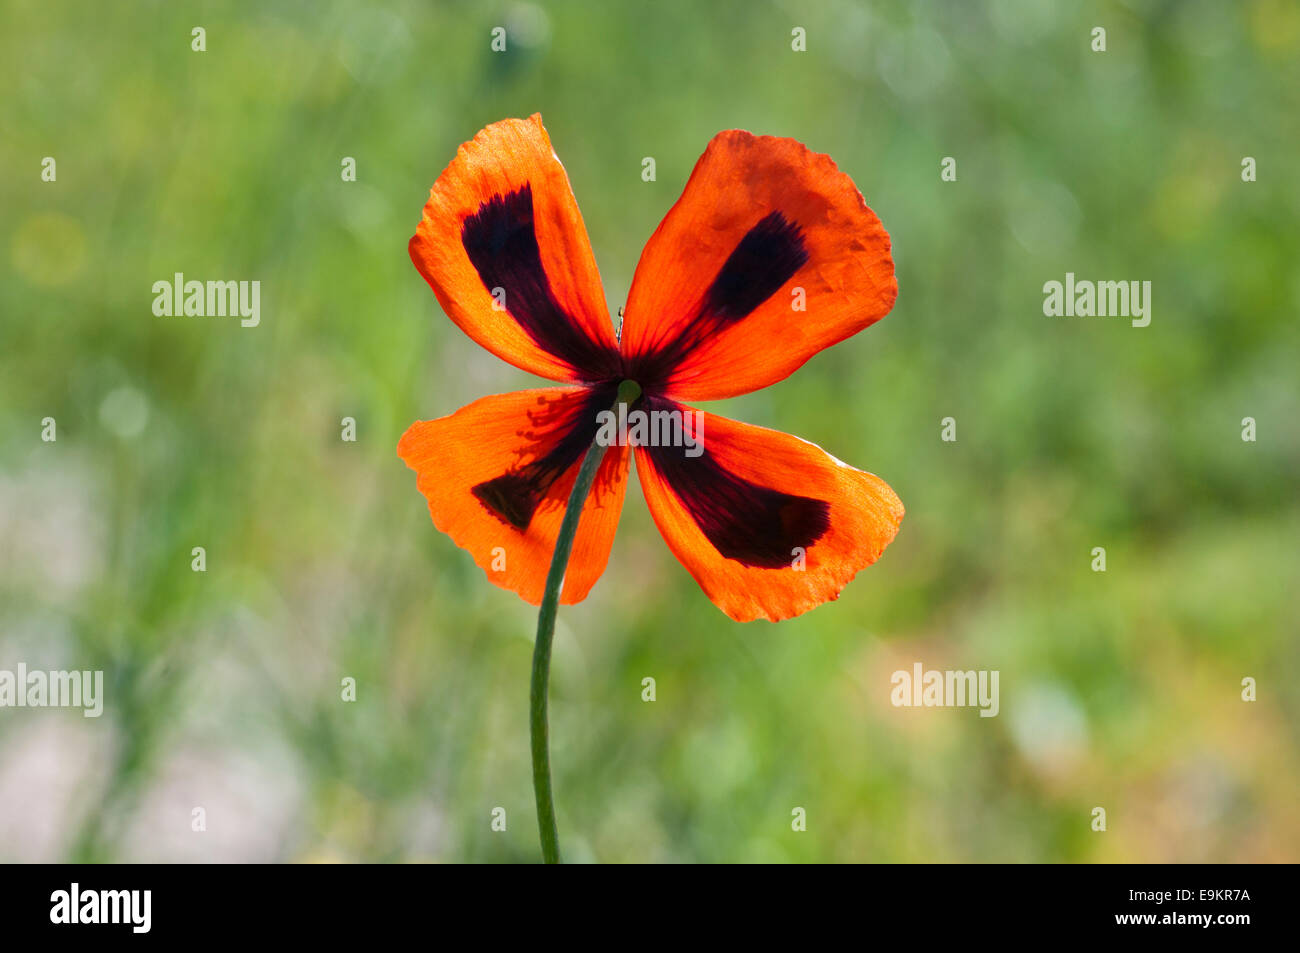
[398,114,902,622]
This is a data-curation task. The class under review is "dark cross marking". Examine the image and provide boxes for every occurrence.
[461,184,619,380]
[627,211,809,390]
[642,399,829,567]
[471,384,617,530]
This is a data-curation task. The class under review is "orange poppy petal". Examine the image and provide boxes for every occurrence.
[621,130,897,401]
[398,387,627,605]
[409,114,620,383]
[634,400,903,622]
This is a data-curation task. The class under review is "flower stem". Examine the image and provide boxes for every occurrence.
[530,435,608,865]
[530,382,638,864]
[522,379,634,863]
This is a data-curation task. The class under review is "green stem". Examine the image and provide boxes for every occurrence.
[530,381,638,864]
[530,440,603,864]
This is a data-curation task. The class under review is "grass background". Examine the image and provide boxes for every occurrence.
[1,0,1297,862]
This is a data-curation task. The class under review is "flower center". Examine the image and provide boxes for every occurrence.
[616,379,642,405]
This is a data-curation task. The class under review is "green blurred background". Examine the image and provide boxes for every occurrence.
[1,0,1297,863]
